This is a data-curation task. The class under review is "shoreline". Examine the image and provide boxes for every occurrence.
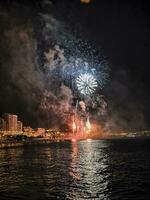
[0,136,150,149]
[0,139,72,149]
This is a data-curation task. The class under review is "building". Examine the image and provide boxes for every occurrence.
[35,128,46,137]
[23,126,33,137]
[17,121,23,132]
[23,126,33,133]
[2,113,18,132]
[0,118,6,131]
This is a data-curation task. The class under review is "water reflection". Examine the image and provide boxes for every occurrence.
[0,144,73,199]
[0,141,111,199]
[0,148,24,191]
[0,139,149,199]
[68,140,110,199]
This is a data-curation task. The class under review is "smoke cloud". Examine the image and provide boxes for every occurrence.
[79,101,86,112]
[0,2,74,129]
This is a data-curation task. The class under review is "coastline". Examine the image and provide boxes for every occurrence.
[0,136,150,149]
[0,139,71,149]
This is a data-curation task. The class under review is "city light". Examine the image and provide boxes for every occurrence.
[80,0,92,3]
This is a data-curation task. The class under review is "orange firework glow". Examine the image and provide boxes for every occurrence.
[72,121,76,133]
[86,117,91,130]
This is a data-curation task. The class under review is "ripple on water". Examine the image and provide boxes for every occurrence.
[0,139,150,199]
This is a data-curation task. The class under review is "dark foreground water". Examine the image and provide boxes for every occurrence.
[0,139,150,200]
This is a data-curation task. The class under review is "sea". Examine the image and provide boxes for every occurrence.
[0,138,150,200]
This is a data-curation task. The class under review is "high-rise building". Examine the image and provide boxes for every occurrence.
[2,114,18,132]
[0,118,6,131]
[17,121,23,131]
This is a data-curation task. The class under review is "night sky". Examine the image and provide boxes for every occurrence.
[0,0,150,132]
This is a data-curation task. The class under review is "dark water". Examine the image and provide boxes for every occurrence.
[0,139,150,200]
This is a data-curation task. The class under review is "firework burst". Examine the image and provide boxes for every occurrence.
[76,73,98,96]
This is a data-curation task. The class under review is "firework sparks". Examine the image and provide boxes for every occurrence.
[38,11,109,131]
[86,116,92,130]
[76,73,98,96]
[72,119,76,134]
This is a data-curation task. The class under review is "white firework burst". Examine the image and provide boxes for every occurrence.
[76,73,98,96]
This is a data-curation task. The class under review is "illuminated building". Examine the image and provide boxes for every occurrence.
[35,128,46,137]
[23,126,33,133]
[2,113,18,132]
[17,121,23,131]
[23,126,33,137]
[0,118,6,131]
